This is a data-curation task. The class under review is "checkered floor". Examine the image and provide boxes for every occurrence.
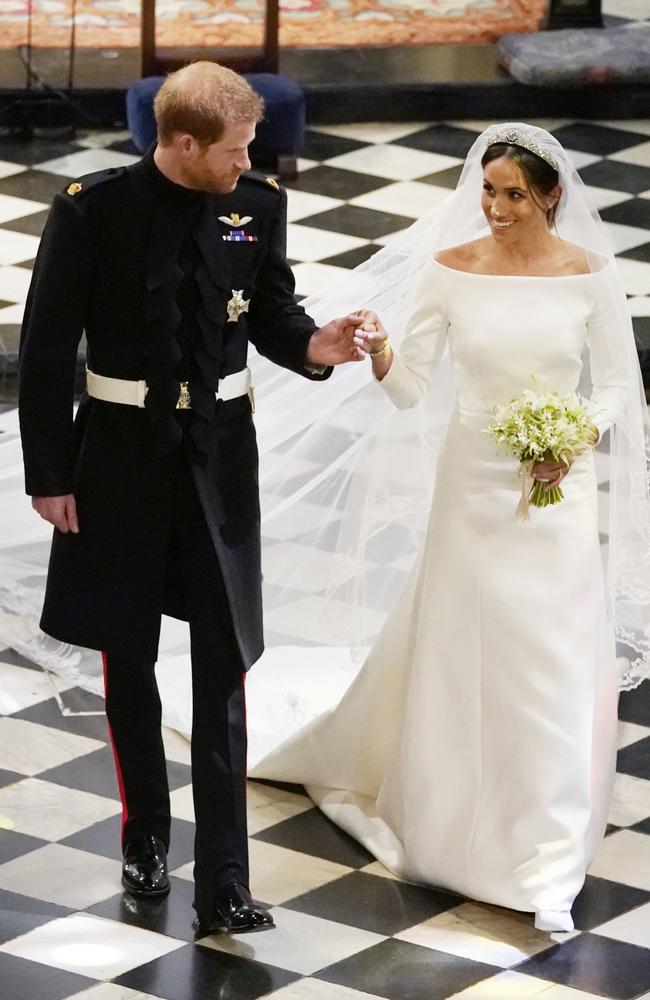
[1,118,650,1000]
[1,649,650,1000]
[0,118,650,367]
[597,0,650,29]
[600,0,650,28]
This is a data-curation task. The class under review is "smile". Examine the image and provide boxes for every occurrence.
[491,219,515,229]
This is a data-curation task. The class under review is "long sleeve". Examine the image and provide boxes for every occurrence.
[19,192,95,496]
[247,188,328,381]
[587,272,629,441]
[379,265,449,409]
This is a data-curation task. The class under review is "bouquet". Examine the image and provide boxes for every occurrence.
[485,387,597,517]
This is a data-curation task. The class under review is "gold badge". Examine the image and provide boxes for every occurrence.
[227,289,251,323]
[176,382,191,409]
[218,213,253,228]
[266,177,280,191]
[67,182,83,196]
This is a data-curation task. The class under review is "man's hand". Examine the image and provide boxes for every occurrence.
[32,494,79,534]
[307,315,367,366]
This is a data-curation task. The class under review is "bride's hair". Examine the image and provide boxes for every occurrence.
[481,142,561,227]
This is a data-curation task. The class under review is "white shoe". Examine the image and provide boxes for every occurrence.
[534,910,574,932]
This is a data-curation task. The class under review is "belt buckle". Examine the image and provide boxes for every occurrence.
[176,382,191,409]
[248,386,255,415]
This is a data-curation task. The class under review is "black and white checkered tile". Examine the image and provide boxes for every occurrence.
[602,0,650,28]
[1,643,650,1000]
[1,116,650,1000]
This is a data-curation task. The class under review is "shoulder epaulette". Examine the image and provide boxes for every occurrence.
[240,170,283,196]
[64,166,127,200]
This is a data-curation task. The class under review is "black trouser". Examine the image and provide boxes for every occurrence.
[102,451,249,920]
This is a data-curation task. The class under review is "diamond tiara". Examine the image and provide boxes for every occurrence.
[485,128,559,172]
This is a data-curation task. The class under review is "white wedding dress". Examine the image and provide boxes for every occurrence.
[251,259,627,919]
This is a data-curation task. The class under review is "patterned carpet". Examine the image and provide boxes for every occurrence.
[0,0,547,49]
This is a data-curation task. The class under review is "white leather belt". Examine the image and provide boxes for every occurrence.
[86,367,253,411]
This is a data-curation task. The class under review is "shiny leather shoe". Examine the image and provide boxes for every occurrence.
[121,833,170,898]
[195,882,275,935]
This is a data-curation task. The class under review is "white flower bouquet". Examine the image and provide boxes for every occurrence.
[486,388,597,515]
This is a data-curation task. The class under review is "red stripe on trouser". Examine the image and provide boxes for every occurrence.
[102,651,129,843]
[242,672,248,781]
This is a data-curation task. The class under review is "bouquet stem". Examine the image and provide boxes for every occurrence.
[529,480,564,508]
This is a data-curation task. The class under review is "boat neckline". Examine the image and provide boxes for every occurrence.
[431,257,608,280]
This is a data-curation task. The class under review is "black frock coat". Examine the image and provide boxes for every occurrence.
[18,151,328,667]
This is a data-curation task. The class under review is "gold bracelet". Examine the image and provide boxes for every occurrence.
[369,339,390,358]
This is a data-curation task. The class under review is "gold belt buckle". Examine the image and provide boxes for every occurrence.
[248,386,255,414]
[176,382,191,409]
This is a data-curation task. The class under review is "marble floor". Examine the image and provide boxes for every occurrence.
[1,119,650,1000]
[0,117,650,379]
[1,645,650,1000]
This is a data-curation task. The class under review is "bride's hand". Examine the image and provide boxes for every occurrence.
[534,425,597,489]
[351,309,389,357]
[532,458,571,491]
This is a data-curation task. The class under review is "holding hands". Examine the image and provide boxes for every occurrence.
[351,309,393,380]
[307,314,368,366]
[351,309,389,355]
[306,310,393,379]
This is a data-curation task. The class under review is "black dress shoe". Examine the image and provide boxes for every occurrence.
[122,833,170,898]
[195,882,275,934]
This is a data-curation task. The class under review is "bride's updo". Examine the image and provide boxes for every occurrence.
[481,142,561,227]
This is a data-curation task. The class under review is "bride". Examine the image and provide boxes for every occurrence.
[1,123,649,932]
[248,123,650,933]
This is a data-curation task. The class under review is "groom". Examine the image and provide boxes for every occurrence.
[18,61,364,934]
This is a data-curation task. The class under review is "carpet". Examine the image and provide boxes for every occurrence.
[0,0,547,48]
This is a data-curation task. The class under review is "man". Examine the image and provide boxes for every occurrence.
[19,61,364,935]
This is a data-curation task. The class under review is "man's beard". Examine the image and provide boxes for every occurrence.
[183,162,240,194]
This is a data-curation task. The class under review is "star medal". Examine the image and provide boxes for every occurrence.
[227,289,250,323]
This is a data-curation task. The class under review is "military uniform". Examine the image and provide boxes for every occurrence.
[19,149,329,921]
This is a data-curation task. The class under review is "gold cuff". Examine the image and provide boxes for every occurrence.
[369,339,390,358]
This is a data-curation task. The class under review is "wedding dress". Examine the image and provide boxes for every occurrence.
[250,258,626,921]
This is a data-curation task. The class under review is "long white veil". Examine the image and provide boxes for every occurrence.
[1,123,649,761]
